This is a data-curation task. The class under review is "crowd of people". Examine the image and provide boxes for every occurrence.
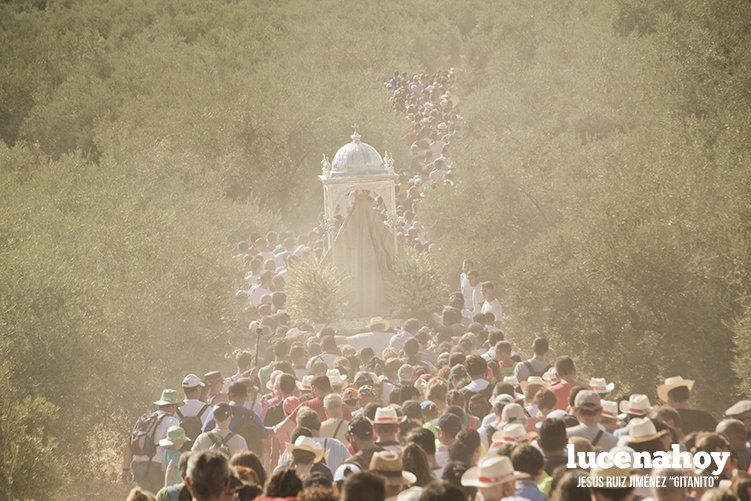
[121,72,751,501]
[123,248,751,501]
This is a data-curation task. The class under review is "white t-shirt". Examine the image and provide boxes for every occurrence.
[179,399,211,424]
[472,286,485,313]
[192,428,248,456]
[481,298,502,323]
[248,285,272,307]
[343,331,393,357]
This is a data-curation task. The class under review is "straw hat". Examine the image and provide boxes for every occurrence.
[374,406,399,424]
[657,376,694,403]
[369,450,416,485]
[624,417,668,444]
[491,423,529,444]
[618,394,652,419]
[153,389,184,407]
[589,378,615,395]
[520,376,549,392]
[326,369,347,386]
[297,375,315,391]
[461,455,528,488]
[285,436,325,463]
[368,317,390,331]
[159,426,192,447]
[726,400,751,418]
[601,400,619,420]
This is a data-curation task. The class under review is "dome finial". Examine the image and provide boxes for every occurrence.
[351,124,361,142]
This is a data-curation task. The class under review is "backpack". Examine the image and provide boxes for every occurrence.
[129,412,167,458]
[177,404,209,451]
[208,430,237,457]
[523,361,550,378]
[231,408,263,455]
[263,401,285,427]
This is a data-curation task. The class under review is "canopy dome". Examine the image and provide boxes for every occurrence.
[331,131,384,174]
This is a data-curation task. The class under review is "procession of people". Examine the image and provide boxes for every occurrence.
[121,71,751,501]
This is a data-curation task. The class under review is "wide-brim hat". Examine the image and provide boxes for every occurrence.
[589,378,615,395]
[297,375,315,391]
[285,436,325,463]
[369,450,416,485]
[624,417,668,444]
[368,316,390,331]
[461,456,528,488]
[159,425,192,447]
[153,389,184,407]
[618,395,652,420]
[657,376,694,403]
[520,376,549,392]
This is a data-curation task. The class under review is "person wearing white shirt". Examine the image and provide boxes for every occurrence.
[388,318,421,352]
[459,259,474,294]
[129,390,181,493]
[480,281,502,326]
[341,318,393,358]
[248,271,274,307]
[275,408,350,472]
[192,403,248,456]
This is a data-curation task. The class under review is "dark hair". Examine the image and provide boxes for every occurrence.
[441,461,475,499]
[667,386,691,403]
[311,375,332,393]
[298,408,322,431]
[551,468,590,501]
[402,442,433,487]
[448,429,481,466]
[568,386,586,409]
[291,427,314,442]
[554,356,575,377]
[532,338,549,355]
[539,418,567,452]
[536,390,558,411]
[298,486,338,501]
[292,449,317,465]
[651,406,683,430]
[278,373,297,395]
[419,480,467,501]
[265,468,303,498]
[274,340,291,358]
[407,428,437,456]
[511,444,545,476]
[340,471,386,501]
[465,355,487,378]
[230,451,267,486]
[187,450,231,498]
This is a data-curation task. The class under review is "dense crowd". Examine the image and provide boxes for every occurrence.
[123,248,751,501]
[122,72,751,501]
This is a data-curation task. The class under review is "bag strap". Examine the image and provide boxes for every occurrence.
[176,408,184,419]
[592,429,604,447]
[332,419,344,440]
[197,404,210,419]
[147,413,169,459]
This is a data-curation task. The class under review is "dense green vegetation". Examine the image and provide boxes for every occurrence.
[1,0,749,498]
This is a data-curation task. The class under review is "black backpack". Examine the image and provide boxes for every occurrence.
[231,408,263,455]
[177,404,209,451]
[263,401,285,427]
[129,412,167,458]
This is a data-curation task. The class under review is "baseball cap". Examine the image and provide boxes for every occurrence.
[182,373,205,388]
[334,463,361,483]
[436,413,462,436]
[575,390,602,410]
[213,403,232,421]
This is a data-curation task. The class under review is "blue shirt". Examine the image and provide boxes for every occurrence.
[202,404,268,439]
[516,478,547,501]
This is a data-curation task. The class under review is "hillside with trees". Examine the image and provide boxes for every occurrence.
[1,0,750,498]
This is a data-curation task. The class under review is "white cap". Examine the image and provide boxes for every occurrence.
[182,373,205,388]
